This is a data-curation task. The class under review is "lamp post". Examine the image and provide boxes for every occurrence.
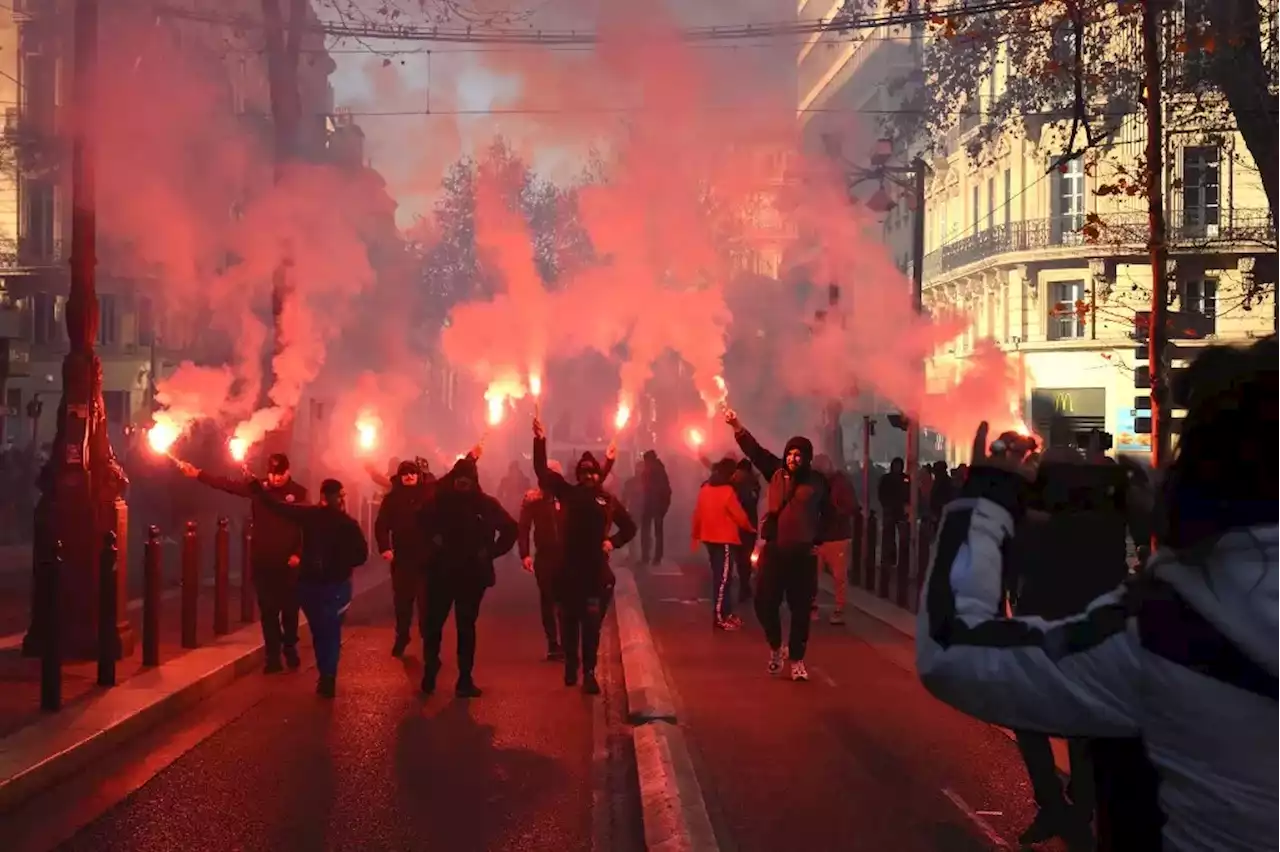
[23,0,132,660]
[822,135,928,599]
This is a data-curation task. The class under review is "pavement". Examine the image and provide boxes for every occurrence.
[631,554,1069,852]
[1,560,645,852]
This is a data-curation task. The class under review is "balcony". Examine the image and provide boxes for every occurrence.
[922,208,1275,282]
[16,236,65,268]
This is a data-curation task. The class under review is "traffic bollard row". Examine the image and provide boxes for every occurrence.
[240,517,255,623]
[182,521,199,649]
[143,525,162,666]
[97,531,120,687]
[214,517,230,636]
[39,539,63,713]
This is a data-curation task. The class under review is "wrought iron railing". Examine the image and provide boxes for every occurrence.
[922,208,1276,281]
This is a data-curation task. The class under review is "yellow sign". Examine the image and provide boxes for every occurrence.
[1053,392,1074,414]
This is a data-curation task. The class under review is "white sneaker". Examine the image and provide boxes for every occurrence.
[790,661,809,682]
[767,649,784,675]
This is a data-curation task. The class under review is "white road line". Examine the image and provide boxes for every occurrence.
[645,561,686,576]
[809,665,838,687]
[941,787,1012,850]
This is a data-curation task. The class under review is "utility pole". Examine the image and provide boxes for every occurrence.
[1141,0,1171,467]
[25,0,132,659]
[904,158,926,588]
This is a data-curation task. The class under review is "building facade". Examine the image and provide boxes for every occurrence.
[0,0,340,451]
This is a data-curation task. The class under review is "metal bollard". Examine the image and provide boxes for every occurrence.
[181,521,199,649]
[895,523,911,610]
[214,517,230,636]
[40,540,63,713]
[98,531,119,687]
[240,517,256,623]
[865,512,879,592]
[143,525,162,666]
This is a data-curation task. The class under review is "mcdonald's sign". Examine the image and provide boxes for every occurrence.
[1031,388,1105,423]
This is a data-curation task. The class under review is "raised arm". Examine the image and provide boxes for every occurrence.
[249,481,318,523]
[189,466,253,497]
[532,419,570,499]
[600,442,618,482]
[365,462,392,491]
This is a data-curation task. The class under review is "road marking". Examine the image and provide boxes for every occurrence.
[657,597,711,605]
[941,787,1012,850]
[645,561,686,576]
[809,665,838,687]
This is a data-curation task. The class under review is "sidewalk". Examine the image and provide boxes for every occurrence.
[816,570,1073,777]
[0,561,390,813]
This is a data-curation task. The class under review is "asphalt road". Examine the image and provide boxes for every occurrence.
[635,556,1060,852]
[7,558,639,852]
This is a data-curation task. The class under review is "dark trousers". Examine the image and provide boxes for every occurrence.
[640,509,667,563]
[255,565,300,661]
[738,533,757,598]
[422,581,486,684]
[559,589,613,676]
[534,562,561,649]
[391,560,426,642]
[754,544,818,660]
[880,513,907,566]
[1090,737,1164,851]
[297,580,352,678]
[1015,731,1095,817]
[705,543,740,622]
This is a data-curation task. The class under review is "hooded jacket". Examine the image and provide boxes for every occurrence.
[534,435,636,597]
[641,451,673,515]
[417,457,518,590]
[198,471,307,567]
[518,486,566,567]
[374,463,433,568]
[917,469,1278,852]
[251,484,368,585]
[734,429,829,547]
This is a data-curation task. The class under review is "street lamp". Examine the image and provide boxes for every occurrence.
[822,135,929,606]
[23,0,132,661]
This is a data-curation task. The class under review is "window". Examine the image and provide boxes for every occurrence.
[1052,157,1085,242]
[1180,0,1212,86]
[1048,280,1087,340]
[1182,146,1220,230]
[1003,168,1012,229]
[24,179,55,261]
[987,177,995,230]
[971,185,979,234]
[103,391,130,426]
[137,296,155,346]
[24,53,56,130]
[5,387,19,418]
[32,293,64,345]
[1180,276,1217,319]
[97,294,118,346]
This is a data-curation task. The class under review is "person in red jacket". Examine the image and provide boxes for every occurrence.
[690,457,755,630]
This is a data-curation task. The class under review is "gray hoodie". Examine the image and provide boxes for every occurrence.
[916,494,1277,852]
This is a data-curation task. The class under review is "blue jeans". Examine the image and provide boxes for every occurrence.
[298,580,353,678]
[705,544,738,622]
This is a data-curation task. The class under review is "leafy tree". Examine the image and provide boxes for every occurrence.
[837,0,1278,224]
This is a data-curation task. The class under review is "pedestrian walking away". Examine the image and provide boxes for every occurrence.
[532,416,634,695]
[518,459,569,660]
[724,408,831,683]
[375,460,434,657]
[639,449,672,565]
[180,452,307,673]
[251,477,369,698]
[690,456,755,630]
[417,451,519,698]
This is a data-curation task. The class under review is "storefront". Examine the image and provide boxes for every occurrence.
[1030,387,1106,449]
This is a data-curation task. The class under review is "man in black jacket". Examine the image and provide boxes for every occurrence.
[375,460,433,657]
[725,409,830,683]
[639,450,672,565]
[518,459,567,661]
[533,417,634,695]
[180,452,307,673]
[253,478,368,698]
[417,455,518,698]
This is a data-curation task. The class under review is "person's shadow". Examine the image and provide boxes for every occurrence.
[390,698,569,851]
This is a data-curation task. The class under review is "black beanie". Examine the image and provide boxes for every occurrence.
[451,456,479,482]
[267,453,290,474]
[396,460,419,478]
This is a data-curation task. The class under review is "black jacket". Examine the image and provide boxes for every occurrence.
[199,472,306,567]
[534,436,637,597]
[251,486,368,585]
[375,479,432,568]
[518,488,565,568]
[641,455,672,516]
[418,468,518,590]
[735,429,830,547]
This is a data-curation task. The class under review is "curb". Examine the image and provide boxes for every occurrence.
[613,566,677,724]
[613,565,721,852]
[0,565,390,815]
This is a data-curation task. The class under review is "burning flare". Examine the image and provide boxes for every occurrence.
[147,420,181,455]
[228,437,248,462]
[529,374,542,398]
[705,374,729,415]
[355,415,379,453]
[486,396,506,427]
[614,402,632,432]
[685,427,706,449]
